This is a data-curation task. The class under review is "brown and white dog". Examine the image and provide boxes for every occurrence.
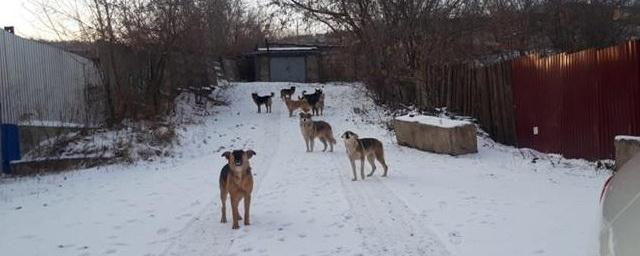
[299,112,336,152]
[251,92,274,113]
[220,149,256,229]
[284,97,311,117]
[341,131,388,181]
[280,86,296,100]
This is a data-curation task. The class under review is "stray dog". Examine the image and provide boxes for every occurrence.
[299,89,323,115]
[316,92,325,116]
[299,112,336,152]
[220,149,256,229]
[280,86,296,100]
[341,131,388,181]
[251,92,274,113]
[284,97,311,117]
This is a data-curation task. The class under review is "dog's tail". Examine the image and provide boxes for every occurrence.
[327,133,337,145]
[270,92,275,97]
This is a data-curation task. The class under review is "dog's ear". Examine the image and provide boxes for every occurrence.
[221,151,231,159]
[246,150,256,159]
[341,132,349,139]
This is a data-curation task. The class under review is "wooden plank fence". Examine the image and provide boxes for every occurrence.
[416,61,517,145]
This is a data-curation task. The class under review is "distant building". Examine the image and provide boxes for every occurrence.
[251,44,322,82]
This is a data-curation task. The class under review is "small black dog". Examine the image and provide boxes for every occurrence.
[280,86,296,100]
[299,89,323,115]
[251,92,274,113]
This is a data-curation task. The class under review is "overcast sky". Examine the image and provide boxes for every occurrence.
[0,0,315,41]
[0,0,270,40]
[0,0,56,39]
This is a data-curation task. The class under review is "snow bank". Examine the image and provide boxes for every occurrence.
[17,120,93,128]
[395,114,472,128]
[615,135,640,142]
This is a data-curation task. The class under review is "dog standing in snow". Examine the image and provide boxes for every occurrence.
[299,112,336,152]
[280,86,296,100]
[251,92,274,113]
[299,89,324,116]
[341,131,388,181]
[284,97,311,117]
[219,150,256,229]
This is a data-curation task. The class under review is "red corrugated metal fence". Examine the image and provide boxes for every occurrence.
[511,41,640,160]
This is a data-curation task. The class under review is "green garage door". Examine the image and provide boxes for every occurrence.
[270,57,306,82]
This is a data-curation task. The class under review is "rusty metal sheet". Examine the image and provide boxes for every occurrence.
[512,41,640,160]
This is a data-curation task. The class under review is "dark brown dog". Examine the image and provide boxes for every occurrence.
[220,149,256,229]
[280,86,296,100]
[252,92,274,113]
[299,89,323,116]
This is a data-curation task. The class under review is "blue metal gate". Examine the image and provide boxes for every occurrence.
[270,57,306,82]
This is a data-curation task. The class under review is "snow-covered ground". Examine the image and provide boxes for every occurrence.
[0,82,610,256]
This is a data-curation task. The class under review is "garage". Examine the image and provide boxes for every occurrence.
[269,56,306,82]
[253,46,320,83]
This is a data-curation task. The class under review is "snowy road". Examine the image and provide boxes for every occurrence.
[0,82,609,256]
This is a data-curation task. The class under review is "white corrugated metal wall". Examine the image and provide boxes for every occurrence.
[0,30,103,126]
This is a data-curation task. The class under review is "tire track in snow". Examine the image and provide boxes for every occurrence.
[329,153,451,256]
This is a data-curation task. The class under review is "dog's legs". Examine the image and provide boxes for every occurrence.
[257,105,261,113]
[349,159,357,181]
[367,154,376,177]
[320,138,328,152]
[220,189,227,223]
[329,137,334,152]
[380,158,389,177]
[310,138,315,152]
[236,199,242,220]
[360,157,366,180]
[243,194,251,226]
[376,149,389,177]
[230,196,241,229]
[304,137,310,152]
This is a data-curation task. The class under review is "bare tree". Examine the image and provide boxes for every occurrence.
[29,0,275,124]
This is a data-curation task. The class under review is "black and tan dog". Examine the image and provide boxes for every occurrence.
[280,86,296,100]
[341,131,388,181]
[299,89,324,116]
[251,92,274,113]
[220,149,256,229]
[299,112,336,152]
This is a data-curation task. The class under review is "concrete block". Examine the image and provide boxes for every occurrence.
[615,135,640,170]
[394,114,477,155]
